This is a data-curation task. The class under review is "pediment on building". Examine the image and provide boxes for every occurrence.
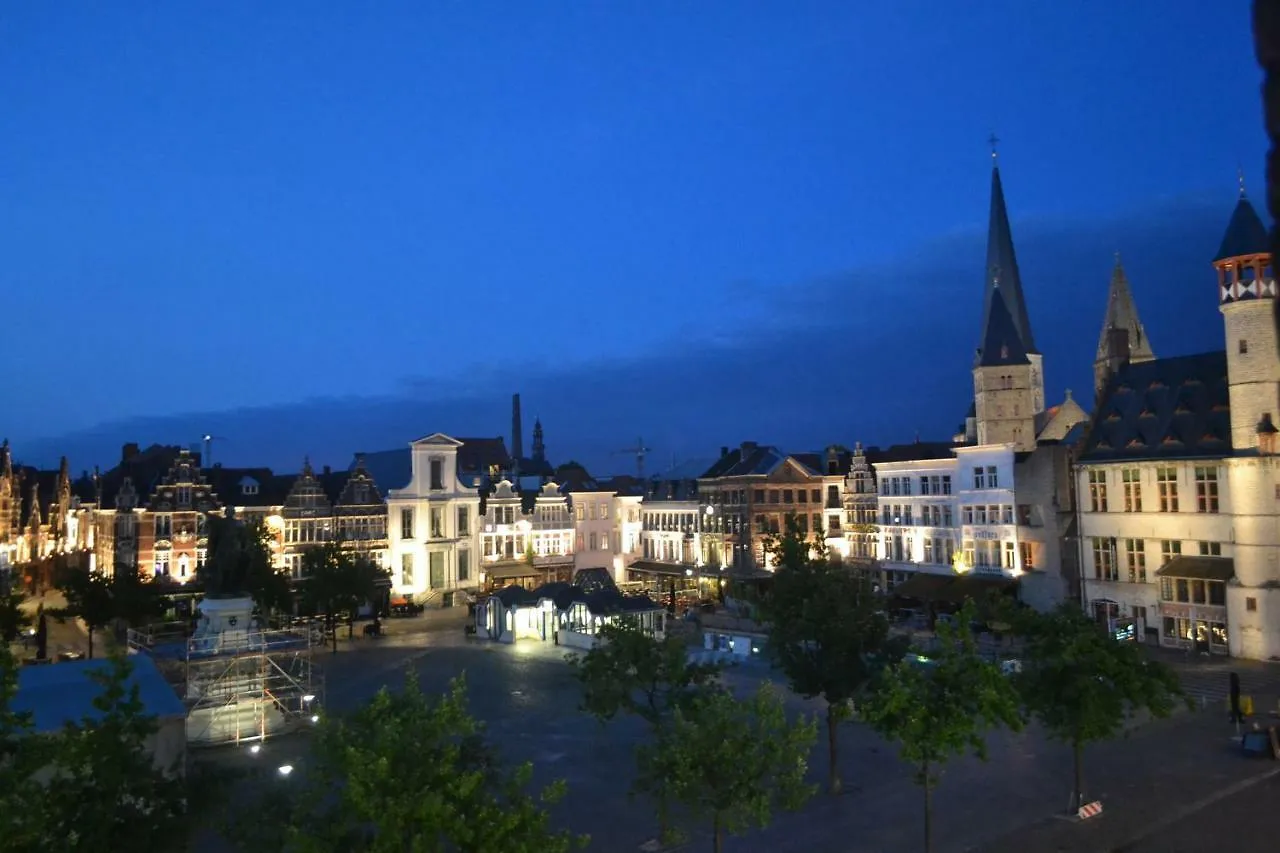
[412,433,464,448]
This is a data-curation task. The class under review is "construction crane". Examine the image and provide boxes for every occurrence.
[201,434,228,469]
[612,437,652,479]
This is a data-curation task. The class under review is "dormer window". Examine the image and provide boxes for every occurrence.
[429,459,444,491]
[242,481,259,496]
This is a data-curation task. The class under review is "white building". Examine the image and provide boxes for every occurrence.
[479,479,576,588]
[569,487,643,584]
[385,433,482,600]
[1078,187,1279,658]
[871,441,1072,610]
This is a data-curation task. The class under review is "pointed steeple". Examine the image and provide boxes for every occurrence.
[976,287,1030,367]
[1095,254,1155,364]
[979,160,1038,356]
[1214,186,1270,262]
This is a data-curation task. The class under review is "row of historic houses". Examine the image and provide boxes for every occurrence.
[7,164,1280,660]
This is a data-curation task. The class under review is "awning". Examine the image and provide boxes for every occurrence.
[891,573,957,602]
[627,560,695,578]
[1155,556,1235,582]
[484,564,544,581]
[892,572,1017,604]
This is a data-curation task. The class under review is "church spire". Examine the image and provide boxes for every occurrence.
[978,155,1037,358]
[1096,253,1155,363]
[1094,253,1155,399]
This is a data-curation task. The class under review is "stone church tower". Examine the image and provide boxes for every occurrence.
[1093,254,1156,401]
[973,151,1040,451]
[1216,181,1280,659]
[1217,184,1280,451]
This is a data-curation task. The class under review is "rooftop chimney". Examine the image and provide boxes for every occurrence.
[512,394,524,461]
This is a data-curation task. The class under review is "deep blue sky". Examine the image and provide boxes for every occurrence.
[0,1,1266,477]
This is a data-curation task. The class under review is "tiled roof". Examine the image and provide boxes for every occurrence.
[1215,195,1270,262]
[1079,351,1231,462]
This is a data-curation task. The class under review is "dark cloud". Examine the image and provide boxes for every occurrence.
[15,192,1236,478]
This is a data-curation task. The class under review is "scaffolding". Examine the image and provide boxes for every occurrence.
[128,621,324,747]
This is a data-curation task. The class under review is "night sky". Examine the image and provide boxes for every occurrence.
[0,1,1265,476]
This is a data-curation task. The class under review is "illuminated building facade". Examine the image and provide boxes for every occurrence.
[1078,183,1280,659]
[386,433,483,599]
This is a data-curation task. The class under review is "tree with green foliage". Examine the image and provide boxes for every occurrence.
[240,672,586,853]
[202,514,293,616]
[1012,602,1186,811]
[0,645,51,849]
[39,654,188,851]
[569,618,723,842]
[108,562,165,637]
[0,585,32,643]
[54,566,114,658]
[0,649,188,851]
[300,541,387,651]
[861,601,1023,853]
[637,683,817,853]
[760,516,907,794]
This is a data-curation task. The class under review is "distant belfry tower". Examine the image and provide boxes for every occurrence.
[511,393,524,461]
[972,140,1041,452]
[1093,253,1156,400]
[532,417,546,462]
[1215,176,1278,451]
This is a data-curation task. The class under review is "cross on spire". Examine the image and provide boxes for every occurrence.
[1239,165,1247,198]
[988,132,1000,162]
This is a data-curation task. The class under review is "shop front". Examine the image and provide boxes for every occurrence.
[1155,556,1233,655]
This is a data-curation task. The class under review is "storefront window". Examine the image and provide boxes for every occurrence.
[1211,623,1228,646]
[1209,581,1226,606]
[1162,617,1176,638]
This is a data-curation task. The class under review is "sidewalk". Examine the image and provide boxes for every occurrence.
[975,707,1280,853]
[9,590,88,661]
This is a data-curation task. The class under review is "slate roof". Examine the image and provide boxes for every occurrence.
[644,478,700,501]
[355,449,411,495]
[357,437,516,497]
[1215,195,1270,262]
[457,437,511,475]
[15,656,185,733]
[1078,351,1231,462]
[976,287,1031,367]
[204,466,293,507]
[980,163,1038,354]
[488,579,659,616]
[790,448,853,477]
[864,442,958,464]
[699,443,787,478]
[95,444,188,507]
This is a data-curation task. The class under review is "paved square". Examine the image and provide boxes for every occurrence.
[302,632,1280,853]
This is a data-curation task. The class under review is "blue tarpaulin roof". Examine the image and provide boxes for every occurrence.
[14,655,185,733]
